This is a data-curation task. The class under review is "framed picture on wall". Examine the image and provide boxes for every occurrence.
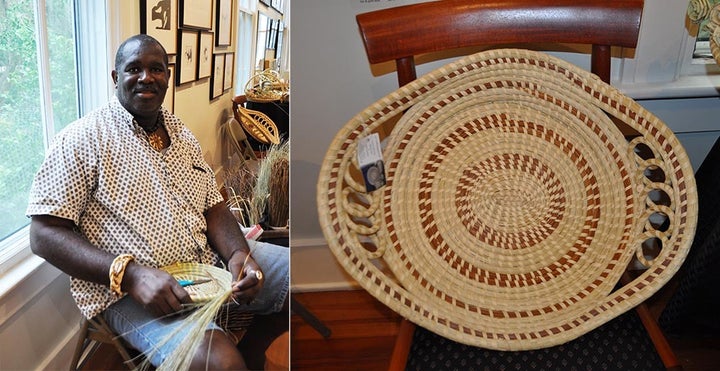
[271,0,283,13]
[223,52,234,91]
[216,0,233,46]
[164,64,175,112]
[140,0,178,55]
[177,29,198,85]
[198,31,213,79]
[179,0,213,30]
[210,54,225,99]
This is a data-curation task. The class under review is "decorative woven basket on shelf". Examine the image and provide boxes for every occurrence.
[316,48,698,351]
[235,105,281,145]
[244,69,288,103]
[687,0,720,64]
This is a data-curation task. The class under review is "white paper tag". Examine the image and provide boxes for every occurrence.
[357,133,386,192]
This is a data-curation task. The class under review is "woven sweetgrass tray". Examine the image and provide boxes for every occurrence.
[317,48,698,350]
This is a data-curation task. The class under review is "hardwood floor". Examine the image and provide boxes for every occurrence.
[291,290,403,370]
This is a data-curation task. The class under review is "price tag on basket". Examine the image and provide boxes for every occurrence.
[357,133,386,192]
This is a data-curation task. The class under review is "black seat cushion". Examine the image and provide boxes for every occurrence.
[660,137,720,337]
[406,310,664,371]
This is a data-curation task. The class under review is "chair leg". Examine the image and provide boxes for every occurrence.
[634,302,683,371]
[69,318,90,371]
[88,316,139,369]
[388,319,416,371]
[622,273,683,371]
[70,316,140,370]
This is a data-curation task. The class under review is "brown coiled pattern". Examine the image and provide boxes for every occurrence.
[317,49,697,350]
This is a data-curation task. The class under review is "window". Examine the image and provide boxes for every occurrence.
[235,3,257,96]
[693,16,715,60]
[0,0,107,270]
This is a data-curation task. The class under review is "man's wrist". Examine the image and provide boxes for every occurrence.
[109,254,134,295]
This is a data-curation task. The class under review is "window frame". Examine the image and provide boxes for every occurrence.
[615,0,720,99]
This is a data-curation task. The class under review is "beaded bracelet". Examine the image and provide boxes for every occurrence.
[109,254,134,296]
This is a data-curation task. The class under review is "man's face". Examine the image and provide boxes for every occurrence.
[112,41,170,120]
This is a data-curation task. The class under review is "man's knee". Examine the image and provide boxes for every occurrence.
[192,330,246,370]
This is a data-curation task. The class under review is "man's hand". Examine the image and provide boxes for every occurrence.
[228,252,264,305]
[122,263,193,317]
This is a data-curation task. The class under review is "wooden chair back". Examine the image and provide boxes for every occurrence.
[356,0,643,86]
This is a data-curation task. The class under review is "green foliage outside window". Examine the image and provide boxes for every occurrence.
[0,0,78,241]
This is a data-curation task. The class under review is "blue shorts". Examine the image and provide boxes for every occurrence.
[102,241,288,366]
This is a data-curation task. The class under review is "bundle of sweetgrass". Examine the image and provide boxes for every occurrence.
[252,140,289,227]
[268,154,289,227]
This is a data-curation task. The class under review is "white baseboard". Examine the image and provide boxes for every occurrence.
[290,237,359,291]
[291,280,361,293]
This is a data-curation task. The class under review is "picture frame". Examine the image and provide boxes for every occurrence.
[179,0,213,30]
[177,29,199,85]
[223,52,234,91]
[216,0,233,46]
[198,31,213,79]
[164,64,175,112]
[140,0,178,55]
[255,12,269,70]
[271,0,283,13]
[210,53,225,100]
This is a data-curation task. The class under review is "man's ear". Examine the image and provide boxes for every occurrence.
[111,70,118,86]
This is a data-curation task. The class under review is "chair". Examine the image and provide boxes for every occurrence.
[221,116,258,164]
[317,0,697,369]
[70,316,139,370]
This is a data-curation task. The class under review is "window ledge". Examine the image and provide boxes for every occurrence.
[0,249,63,325]
[618,74,720,100]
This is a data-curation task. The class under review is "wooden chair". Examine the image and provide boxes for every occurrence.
[70,316,139,370]
[317,1,697,370]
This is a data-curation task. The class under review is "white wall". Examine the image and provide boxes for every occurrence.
[290,0,720,290]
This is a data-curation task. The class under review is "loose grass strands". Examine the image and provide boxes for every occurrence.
[226,186,254,227]
[161,291,232,371]
[135,289,233,371]
[143,248,260,370]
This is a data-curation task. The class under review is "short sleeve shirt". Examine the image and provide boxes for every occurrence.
[26,96,224,319]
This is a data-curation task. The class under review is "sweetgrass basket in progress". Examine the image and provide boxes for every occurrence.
[160,262,254,332]
[316,49,698,351]
[161,262,232,303]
